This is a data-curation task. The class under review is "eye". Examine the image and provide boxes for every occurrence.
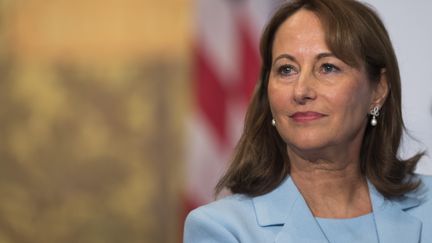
[320,63,340,74]
[277,64,297,76]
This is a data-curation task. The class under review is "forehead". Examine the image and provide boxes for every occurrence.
[279,9,322,32]
[273,9,328,56]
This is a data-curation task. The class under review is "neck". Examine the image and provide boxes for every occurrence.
[289,152,372,218]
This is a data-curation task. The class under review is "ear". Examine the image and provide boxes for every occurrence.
[370,69,389,109]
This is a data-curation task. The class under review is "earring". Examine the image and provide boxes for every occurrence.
[271,118,276,127]
[370,106,380,126]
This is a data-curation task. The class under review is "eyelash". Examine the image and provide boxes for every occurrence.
[275,63,341,77]
[277,64,297,76]
[320,63,340,74]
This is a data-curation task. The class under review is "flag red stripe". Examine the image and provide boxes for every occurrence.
[195,44,228,144]
[237,16,261,102]
[183,3,265,241]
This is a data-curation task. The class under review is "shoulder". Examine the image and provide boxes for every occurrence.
[183,191,282,243]
[184,194,257,243]
[186,194,255,226]
[413,173,432,201]
[183,177,296,242]
[403,174,432,217]
[419,174,432,189]
[403,174,432,205]
[404,174,432,242]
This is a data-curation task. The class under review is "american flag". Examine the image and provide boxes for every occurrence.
[183,0,278,223]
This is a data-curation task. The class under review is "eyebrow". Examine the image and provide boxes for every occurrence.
[316,52,335,60]
[272,52,336,66]
[273,54,297,66]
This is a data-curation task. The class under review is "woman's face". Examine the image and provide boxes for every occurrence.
[268,9,386,158]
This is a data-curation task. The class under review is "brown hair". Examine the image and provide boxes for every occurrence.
[216,0,424,198]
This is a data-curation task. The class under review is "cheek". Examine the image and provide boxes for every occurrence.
[268,82,291,113]
[331,81,372,120]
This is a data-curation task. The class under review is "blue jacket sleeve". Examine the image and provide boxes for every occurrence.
[184,209,239,243]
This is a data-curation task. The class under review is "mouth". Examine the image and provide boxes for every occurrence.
[289,111,327,122]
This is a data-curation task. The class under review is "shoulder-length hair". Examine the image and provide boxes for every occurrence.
[216,0,424,198]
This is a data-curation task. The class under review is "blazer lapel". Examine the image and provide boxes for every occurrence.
[253,177,423,243]
[253,177,329,243]
[369,181,422,243]
[274,195,330,243]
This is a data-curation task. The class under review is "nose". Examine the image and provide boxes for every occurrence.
[293,71,317,105]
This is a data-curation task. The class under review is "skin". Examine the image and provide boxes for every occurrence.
[268,9,388,218]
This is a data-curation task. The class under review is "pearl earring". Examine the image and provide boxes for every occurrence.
[370,106,380,126]
[271,118,276,127]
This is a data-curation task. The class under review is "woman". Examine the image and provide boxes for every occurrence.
[184,0,432,242]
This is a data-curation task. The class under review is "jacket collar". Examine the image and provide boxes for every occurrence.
[368,180,423,243]
[252,176,424,243]
[252,176,296,226]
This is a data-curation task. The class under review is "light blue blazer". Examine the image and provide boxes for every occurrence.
[184,174,432,243]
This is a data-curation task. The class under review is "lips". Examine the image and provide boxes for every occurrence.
[290,111,327,122]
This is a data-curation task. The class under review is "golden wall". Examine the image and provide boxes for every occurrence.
[0,0,191,242]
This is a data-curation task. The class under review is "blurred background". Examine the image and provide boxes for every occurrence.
[0,0,430,243]
[0,0,190,242]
